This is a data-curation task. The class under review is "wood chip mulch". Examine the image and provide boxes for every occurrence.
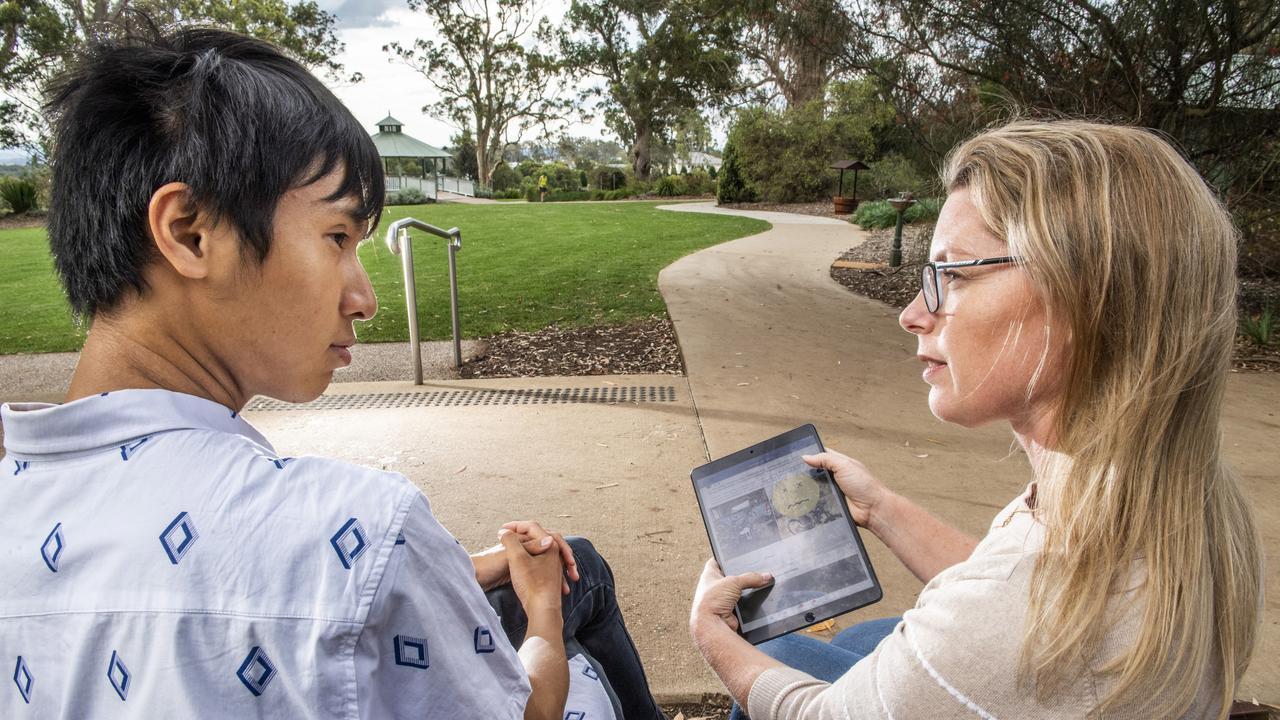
[717,200,853,221]
[459,316,685,379]
[0,212,45,230]
[830,223,1280,373]
[660,698,733,719]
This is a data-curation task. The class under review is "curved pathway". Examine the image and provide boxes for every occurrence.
[658,201,1280,703]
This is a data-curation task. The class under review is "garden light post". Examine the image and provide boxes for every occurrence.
[888,194,916,268]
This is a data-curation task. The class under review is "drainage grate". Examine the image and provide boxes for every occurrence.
[244,385,678,412]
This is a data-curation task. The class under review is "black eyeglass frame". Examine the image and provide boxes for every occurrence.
[920,256,1023,313]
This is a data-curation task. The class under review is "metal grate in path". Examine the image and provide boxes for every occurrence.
[245,385,678,412]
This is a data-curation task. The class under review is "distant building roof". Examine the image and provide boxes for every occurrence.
[370,117,451,159]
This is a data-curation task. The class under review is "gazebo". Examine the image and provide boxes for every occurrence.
[369,114,452,200]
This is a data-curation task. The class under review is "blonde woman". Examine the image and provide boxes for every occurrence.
[690,120,1263,719]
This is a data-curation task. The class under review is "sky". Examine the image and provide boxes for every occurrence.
[0,0,609,163]
[315,0,609,150]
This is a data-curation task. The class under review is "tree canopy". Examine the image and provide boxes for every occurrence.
[0,0,351,154]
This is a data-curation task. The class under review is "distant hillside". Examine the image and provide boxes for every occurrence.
[0,164,29,177]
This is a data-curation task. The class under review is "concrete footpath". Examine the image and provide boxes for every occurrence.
[658,201,1280,704]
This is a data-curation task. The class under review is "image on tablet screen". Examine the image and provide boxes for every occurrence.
[700,434,875,632]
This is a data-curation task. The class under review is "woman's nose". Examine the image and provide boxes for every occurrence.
[899,291,935,335]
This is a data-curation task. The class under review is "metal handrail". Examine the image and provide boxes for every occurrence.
[383,217,463,384]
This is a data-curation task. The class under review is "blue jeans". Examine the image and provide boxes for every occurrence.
[729,617,902,720]
[486,537,666,720]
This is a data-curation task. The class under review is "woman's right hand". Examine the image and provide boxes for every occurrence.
[803,450,889,528]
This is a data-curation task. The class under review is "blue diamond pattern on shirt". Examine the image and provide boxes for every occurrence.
[41,523,63,573]
[236,646,276,697]
[107,650,130,701]
[393,635,429,669]
[119,437,149,461]
[269,457,294,470]
[13,656,33,704]
[159,512,199,565]
[330,518,367,569]
[12,459,28,476]
[582,663,599,681]
[474,626,496,654]
[394,532,406,546]
[565,711,586,720]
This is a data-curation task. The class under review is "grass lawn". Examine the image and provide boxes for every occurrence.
[0,201,768,355]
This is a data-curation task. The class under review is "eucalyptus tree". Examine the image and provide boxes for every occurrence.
[561,0,742,179]
[385,0,571,187]
[735,0,855,108]
[0,0,350,153]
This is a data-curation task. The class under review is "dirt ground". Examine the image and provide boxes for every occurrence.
[459,316,685,378]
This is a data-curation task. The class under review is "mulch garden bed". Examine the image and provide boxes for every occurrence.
[0,212,45,230]
[831,223,1280,373]
[718,200,852,221]
[459,316,685,379]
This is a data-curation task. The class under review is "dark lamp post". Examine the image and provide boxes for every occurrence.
[888,193,917,267]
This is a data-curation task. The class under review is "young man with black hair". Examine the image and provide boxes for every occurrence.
[0,29,663,719]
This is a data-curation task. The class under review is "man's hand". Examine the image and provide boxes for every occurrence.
[471,520,579,593]
[501,529,570,720]
[500,528,566,615]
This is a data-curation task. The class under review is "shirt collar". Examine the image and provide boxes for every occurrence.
[2,389,273,459]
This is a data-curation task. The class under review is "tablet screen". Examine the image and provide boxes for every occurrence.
[692,426,880,641]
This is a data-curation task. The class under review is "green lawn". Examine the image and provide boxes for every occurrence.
[0,202,768,355]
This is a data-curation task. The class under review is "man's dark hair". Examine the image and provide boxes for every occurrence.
[44,27,385,317]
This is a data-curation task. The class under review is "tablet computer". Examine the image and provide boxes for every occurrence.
[690,424,882,644]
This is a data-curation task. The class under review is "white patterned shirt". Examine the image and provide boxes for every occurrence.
[0,389,538,718]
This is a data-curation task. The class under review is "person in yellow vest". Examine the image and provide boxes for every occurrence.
[539,174,548,202]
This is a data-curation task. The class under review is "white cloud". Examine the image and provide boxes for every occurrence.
[321,1,612,149]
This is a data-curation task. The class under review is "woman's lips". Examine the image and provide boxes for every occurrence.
[330,345,353,365]
[919,356,947,382]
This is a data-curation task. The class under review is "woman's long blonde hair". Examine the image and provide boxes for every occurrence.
[943,120,1262,717]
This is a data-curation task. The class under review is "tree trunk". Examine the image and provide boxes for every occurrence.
[631,122,652,180]
[475,126,492,186]
[786,47,828,107]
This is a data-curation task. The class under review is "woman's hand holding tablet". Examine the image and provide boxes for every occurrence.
[689,425,882,644]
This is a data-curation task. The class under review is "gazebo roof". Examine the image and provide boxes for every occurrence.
[370,118,451,160]
[831,159,870,171]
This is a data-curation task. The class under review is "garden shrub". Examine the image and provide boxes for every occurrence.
[591,166,627,191]
[716,141,755,203]
[494,188,524,199]
[523,188,594,202]
[863,152,928,199]
[491,163,521,192]
[684,170,714,196]
[852,197,942,229]
[655,175,687,196]
[0,177,38,214]
[386,188,428,206]
[727,78,896,203]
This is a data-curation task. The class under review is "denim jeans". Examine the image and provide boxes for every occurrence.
[729,616,902,720]
[486,536,666,720]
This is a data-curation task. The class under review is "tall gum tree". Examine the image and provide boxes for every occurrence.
[561,0,741,179]
[0,0,351,153]
[385,0,570,187]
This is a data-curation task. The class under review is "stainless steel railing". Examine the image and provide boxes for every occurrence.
[383,217,462,384]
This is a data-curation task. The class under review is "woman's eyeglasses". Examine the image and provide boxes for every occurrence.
[920,256,1022,313]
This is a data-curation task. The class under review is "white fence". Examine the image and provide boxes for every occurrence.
[386,175,437,198]
[438,175,476,197]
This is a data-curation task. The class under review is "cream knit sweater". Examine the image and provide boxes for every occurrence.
[746,487,1220,719]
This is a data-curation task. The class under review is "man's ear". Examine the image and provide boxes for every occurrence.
[147,182,217,280]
